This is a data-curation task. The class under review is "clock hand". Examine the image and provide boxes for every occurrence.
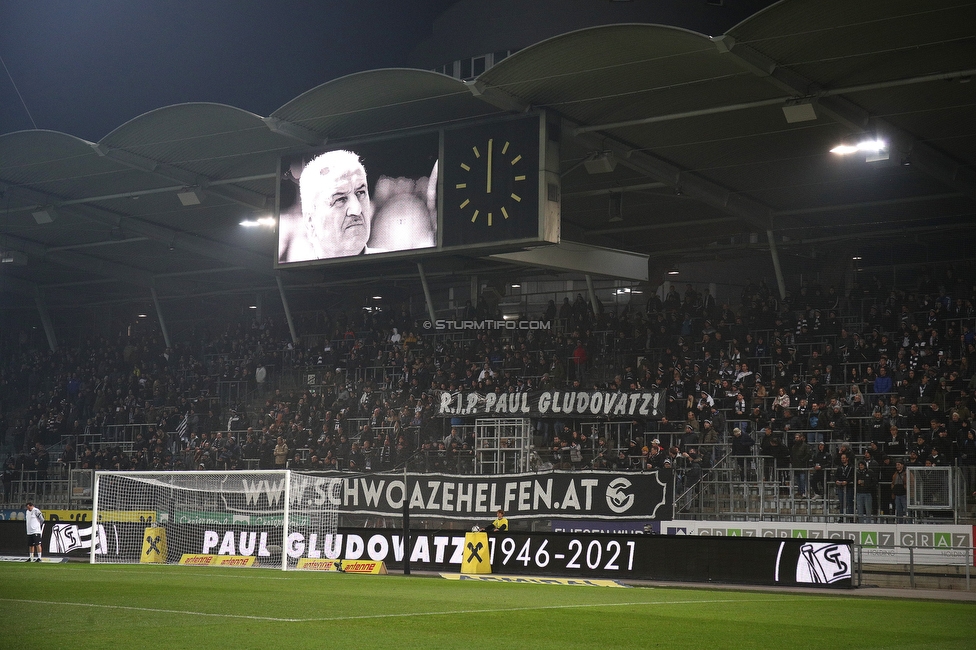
[486,138,492,194]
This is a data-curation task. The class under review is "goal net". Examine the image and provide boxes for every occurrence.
[91,470,341,570]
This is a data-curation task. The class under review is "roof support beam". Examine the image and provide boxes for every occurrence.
[465,79,532,113]
[150,286,171,349]
[35,288,58,352]
[14,233,157,287]
[0,272,38,296]
[462,81,775,231]
[572,126,773,231]
[713,35,976,199]
[92,143,271,209]
[263,117,325,147]
[574,68,976,135]
[773,193,967,217]
[586,216,737,237]
[0,172,277,217]
[1,181,273,276]
[469,71,778,231]
[562,181,668,198]
[276,273,299,345]
[71,204,273,275]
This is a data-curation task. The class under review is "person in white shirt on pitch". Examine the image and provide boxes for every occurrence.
[25,501,44,562]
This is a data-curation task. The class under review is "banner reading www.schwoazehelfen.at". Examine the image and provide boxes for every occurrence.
[276,470,673,521]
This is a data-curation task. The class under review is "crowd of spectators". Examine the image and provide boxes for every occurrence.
[2,264,976,512]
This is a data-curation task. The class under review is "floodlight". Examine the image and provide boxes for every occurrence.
[32,207,58,224]
[584,151,617,174]
[782,102,817,123]
[177,188,204,206]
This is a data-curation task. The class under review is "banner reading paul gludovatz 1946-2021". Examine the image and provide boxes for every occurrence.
[288,470,673,521]
[436,389,663,419]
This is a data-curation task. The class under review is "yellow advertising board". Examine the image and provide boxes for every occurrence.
[178,554,256,567]
[296,558,342,571]
[295,558,387,573]
[140,526,167,564]
[460,532,491,574]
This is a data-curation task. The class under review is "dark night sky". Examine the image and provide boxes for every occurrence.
[0,1,457,142]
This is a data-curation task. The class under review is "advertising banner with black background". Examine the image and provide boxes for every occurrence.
[27,524,850,588]
[436,389,663,419]
[314,469,673,521]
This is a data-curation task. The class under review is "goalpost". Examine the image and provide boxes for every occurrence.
[90,470,341,570]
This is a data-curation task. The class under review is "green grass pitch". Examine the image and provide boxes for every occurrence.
[1,563,973,649]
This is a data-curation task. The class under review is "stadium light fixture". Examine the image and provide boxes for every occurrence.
[32,206,58,224]
[177,187,204,206]
[782,101,817,123]
[829,137,887,156]
[584,151,616,174]
[1,251,27,265]
[240,216,276,227]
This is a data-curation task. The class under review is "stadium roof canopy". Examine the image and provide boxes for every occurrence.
[0,0,973,323]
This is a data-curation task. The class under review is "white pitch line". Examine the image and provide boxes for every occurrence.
[0,597,778,623]
[55,567,295,581]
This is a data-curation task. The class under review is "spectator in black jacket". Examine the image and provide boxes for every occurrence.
[811,442,832,496]
[855,460,877,522]
[758,426,778,481]
[884,425,906,456]
[790,433,812,497]
[824,404,849,443]
[730,427,755,481]
[959,428,976,498]
[834,454,855,520]
[866,410,887,445]
[768,435,791,484]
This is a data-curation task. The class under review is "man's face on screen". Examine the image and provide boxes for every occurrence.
[304,154,372,258]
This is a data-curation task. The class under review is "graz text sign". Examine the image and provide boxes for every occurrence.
[436,390,663,419]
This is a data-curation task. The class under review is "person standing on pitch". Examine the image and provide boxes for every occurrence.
[25,501,44,562]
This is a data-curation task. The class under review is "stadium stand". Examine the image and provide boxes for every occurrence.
[3,263,974,525]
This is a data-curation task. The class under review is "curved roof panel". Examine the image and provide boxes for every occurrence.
[0,0,971,318]
[99,103,290,181]
[481,24,781,127]
[727,0,976,87]
[0,130,105,199]
[272,68,503,142]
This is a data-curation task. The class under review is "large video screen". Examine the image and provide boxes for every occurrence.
[277,133,439,265]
